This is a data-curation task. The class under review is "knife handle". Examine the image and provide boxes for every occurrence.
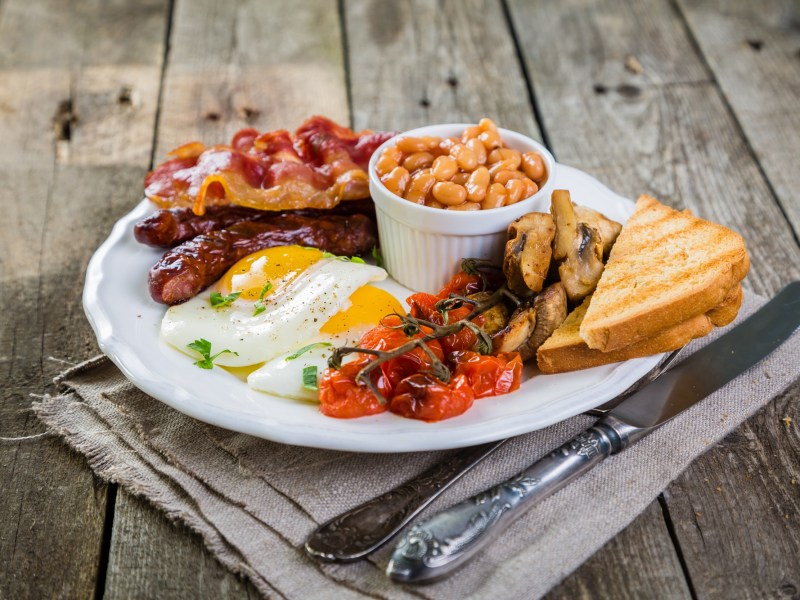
[386,422,628,583]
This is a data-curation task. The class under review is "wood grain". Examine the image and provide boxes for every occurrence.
[545,503,692,600]
[3,0,798,597]
[104,489,259,600]
[345,0,690,595]
[507,0,800,297]
[154,0,349,161]
[664,381,800,599]
[677,0,800,239]
[0,0,169,598]
[344,0,541,136]
[507,1,800,597]
[667,4,800,593]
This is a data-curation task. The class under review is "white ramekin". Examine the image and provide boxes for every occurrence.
[369,124,557,293]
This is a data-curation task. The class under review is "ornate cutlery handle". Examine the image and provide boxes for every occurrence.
[305,440,506,562]
[386,421,632,583]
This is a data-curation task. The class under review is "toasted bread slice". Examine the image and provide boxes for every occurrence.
[706,283,743,327]
[579,195,749,352]
[537,296,713,374]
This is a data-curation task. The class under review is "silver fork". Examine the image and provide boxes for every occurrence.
[304,348,685,562]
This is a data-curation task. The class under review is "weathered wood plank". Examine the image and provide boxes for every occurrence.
[545,503,692,600]
[154,0,349,160]
[345,0,690,596]
[664,380,800,599]
[677,0,800,239]
[507,0,800,597]
[0,0,169,598]
[105,489,259,600]
[507,0,800,294]
[345,0,541,136]
[103,0,350,596]
[0,0,167,68]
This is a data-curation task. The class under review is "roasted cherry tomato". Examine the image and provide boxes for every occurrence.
[437,272,483,297]
[359,318,410,352]
[407,293,440,321]
[406,292,483,354]
[389,373,475,421]
[452,351,523,398]
[318,361,387,419]
[321,269,517,421]
[362,319,445,395]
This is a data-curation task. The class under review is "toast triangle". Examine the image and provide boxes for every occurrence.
[538,296,713,374]
[579,195,749,352]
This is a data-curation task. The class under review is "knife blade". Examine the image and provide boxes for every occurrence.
[387,281,800,583]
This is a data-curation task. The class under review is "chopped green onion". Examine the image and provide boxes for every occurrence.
[253,282,273,316]
[210,291,241,308]
[302,365,319,390]
[286,342,333,361]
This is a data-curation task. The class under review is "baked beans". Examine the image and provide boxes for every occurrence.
[376,118,548,210]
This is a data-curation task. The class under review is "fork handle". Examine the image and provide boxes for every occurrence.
[386,421,633,583]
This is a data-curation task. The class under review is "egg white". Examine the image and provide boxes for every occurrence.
[161,258,387,367]
[246,329,370,401]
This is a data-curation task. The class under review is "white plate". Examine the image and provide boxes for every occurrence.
[83,164,661,453]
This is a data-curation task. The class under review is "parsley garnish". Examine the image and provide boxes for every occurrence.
[252,282,273,316]
[210,291,241,308]
[321,250,335,258]
[349,256,366,264]
[187,338,238,369]
[286,342,333,361]
[302,365,319,390]
[371,245,384,268]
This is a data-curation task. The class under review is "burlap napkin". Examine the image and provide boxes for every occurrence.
[34,290,799,599]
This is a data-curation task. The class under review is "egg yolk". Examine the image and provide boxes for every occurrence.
[321,285,403,335]
[217,246,325,300]
[216,245,403,334]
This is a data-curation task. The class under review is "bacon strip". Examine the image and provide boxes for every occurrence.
[148,214,378,305]
[144,116,396,215]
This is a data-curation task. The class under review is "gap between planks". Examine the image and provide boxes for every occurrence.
[668,0,800,250]
[497,1,693,595]
[94,1,177,598]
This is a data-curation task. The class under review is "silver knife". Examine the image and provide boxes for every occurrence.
[305,348,684,562]
[387,281,800,583]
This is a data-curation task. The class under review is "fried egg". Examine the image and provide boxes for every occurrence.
[246,283,402,400]
[161,246,403,398]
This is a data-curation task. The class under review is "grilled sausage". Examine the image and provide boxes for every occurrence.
[134,200,377,248]
[148,213,378,305]
[134,206,265,248]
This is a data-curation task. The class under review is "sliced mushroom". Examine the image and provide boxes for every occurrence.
[468,292,509,336]
[526,282,568,352]
[551,190,605,304]
[492,303,536,357]
[573,205,622,258]
[503,213,556,296]
[493,283,568,361]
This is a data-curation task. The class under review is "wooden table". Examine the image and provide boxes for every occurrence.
[2,0,798,597]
